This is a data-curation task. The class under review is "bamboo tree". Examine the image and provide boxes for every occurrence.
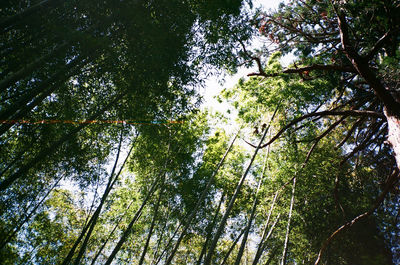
[0,0,60,32]
[220,228,246,265]
[104,174,161,265]
[204,107,279,265]
[265,246,279,265]
[0,54,83,124]
[0,93,124,192]
[138,180,163,265]
[71,132,137,265]
[89,198,137,265]
[0,172,64,250]
[153,222,183,265]
[61,130,126,265]
[252,191,280,265]
[234,149,270,265]
[164,128,241,265]
[0,41,68,93]
[196,193,226,265]
[280,177,296,265]
[150,204,173,265]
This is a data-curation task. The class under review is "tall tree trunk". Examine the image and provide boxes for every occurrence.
[61,132,125,265]
[252,191,280,265]
[0,173,64,250]
[164,129,241,265]
[234,150,269,265]
[71,133,135,265]
[153,222,183,265]
[204,107,278,265]
[220,228,246,265]
[336,11,400,169]
[104,172,162,265]
[0,56,84,136]
[386,112,400,168]
[254,214,281,265]
[196,193,226,265]
[280,177,296,265]
[89,198,136,265]
[150,205,172,265]
[264,246,279,265]
[138,182,163,265]
[0,42,68,93]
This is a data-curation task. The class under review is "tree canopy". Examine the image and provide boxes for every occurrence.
[1,0,399,264]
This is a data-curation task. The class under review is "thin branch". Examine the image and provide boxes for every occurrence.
[364,29,397,61]
[335,117,366,149]
[237,38,267,76]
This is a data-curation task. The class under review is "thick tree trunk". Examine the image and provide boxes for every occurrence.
[385,110,400,168]
[336,12,400,169]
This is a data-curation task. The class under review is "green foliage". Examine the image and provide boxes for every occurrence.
[1,0,399,264]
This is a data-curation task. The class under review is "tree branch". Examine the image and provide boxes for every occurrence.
[244,110,385,149]
[334,7,400,117]
[314,168,400,265]
[364,29,398,61]
[248,64,356,78]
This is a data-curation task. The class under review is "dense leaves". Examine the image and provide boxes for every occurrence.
[1,0,399,264]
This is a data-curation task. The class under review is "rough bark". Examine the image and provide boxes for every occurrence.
[386,111,400,168]
[335,10,400,169]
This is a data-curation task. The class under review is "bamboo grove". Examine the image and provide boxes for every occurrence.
[1,0,399,264]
